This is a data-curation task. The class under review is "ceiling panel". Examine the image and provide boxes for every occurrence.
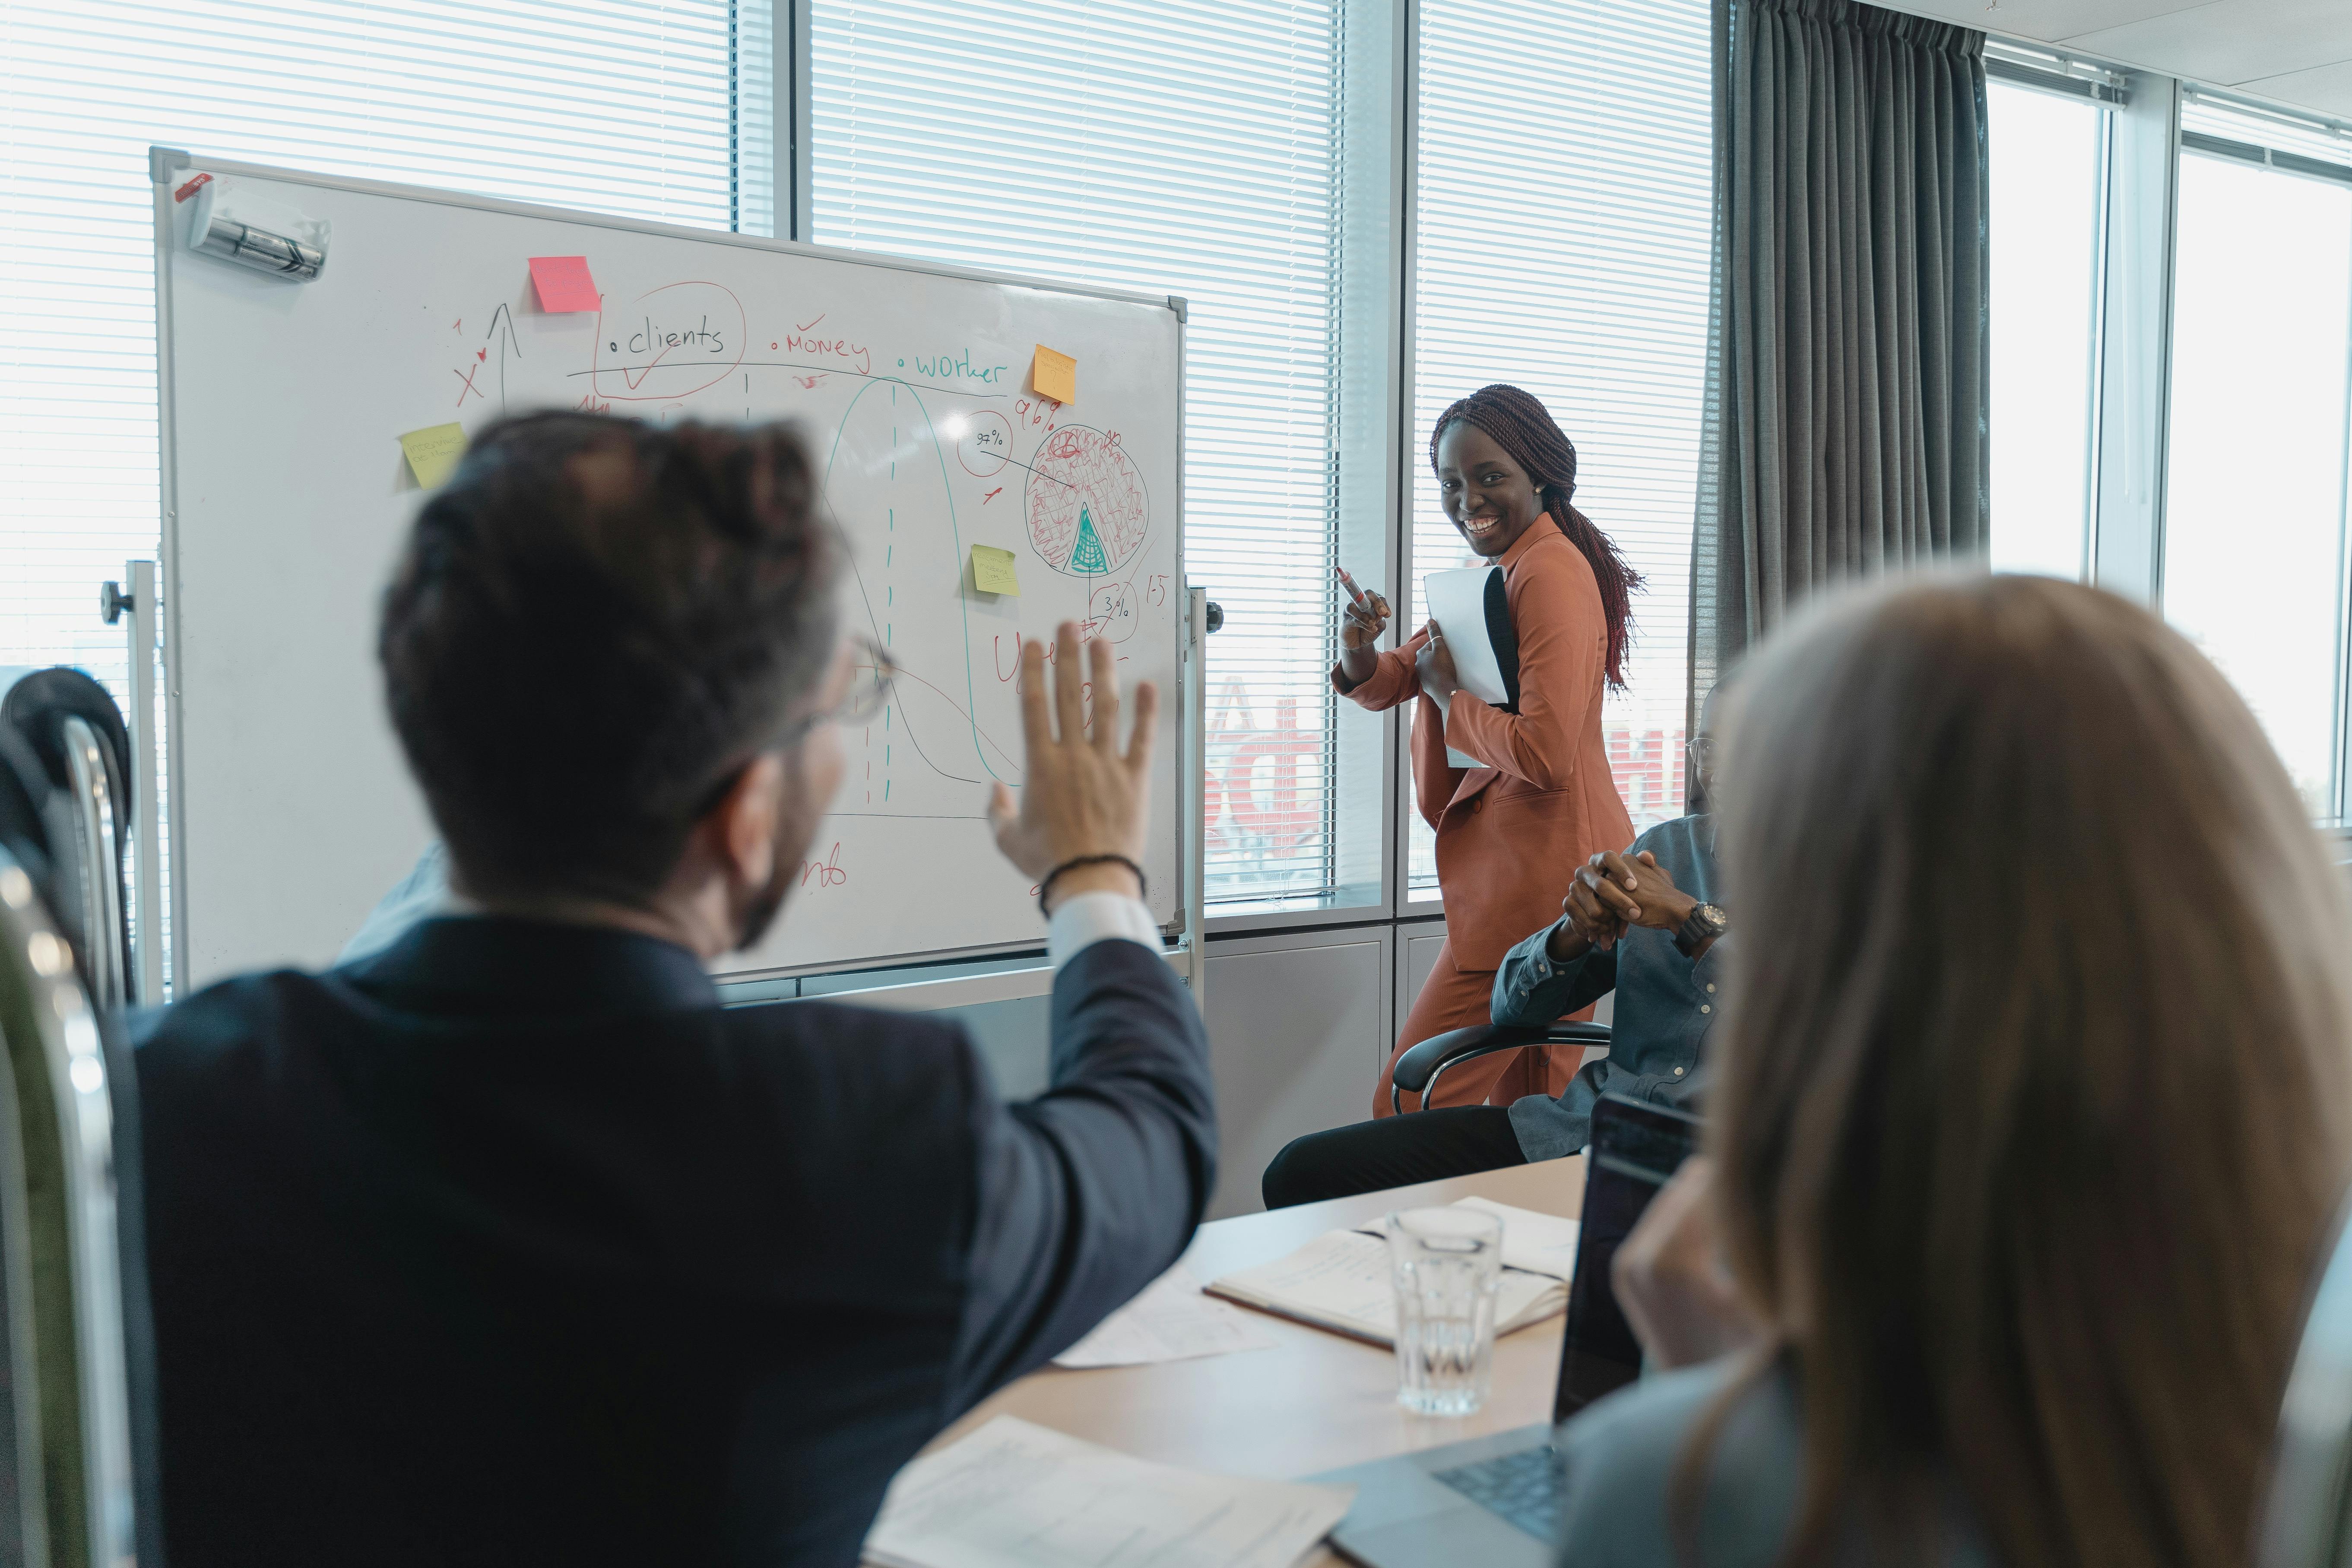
[2242,57,2352,117]
[1880,0,2203,38]
[2066,0,2352,87]
[1870,0,2352,125]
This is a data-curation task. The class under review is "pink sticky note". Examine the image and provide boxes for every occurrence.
[528,256,601,314]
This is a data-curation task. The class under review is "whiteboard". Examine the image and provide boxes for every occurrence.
[152,153,1189,990]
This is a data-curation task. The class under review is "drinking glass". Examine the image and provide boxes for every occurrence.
[1387,1207,1502,1416]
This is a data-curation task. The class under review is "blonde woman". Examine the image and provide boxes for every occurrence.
[1557,573,2352,1567]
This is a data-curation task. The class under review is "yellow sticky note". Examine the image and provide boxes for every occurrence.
[971,545,1022,596]
[399,423,468,489]
[1031,344,1077,405]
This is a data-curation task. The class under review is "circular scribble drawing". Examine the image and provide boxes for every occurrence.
[957,410,1013,478]
[1025,425,1147,578]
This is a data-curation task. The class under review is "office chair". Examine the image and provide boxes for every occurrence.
[0,672,137,1010]
[0,843,146,1568]
[2260,1192,2352,1568]
[1389,1020,1612,1115]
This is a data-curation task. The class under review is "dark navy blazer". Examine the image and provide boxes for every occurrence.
[133,916,1215,1567]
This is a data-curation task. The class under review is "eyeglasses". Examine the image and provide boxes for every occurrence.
[787,633,897,743]
[696,636,900,818]
[1686,737,1717,768]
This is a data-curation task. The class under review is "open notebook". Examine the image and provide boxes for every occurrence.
[1206,1199,1581,1348]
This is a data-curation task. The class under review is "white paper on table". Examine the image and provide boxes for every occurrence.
[1449,1197,1582,1282]
[862,1415,1354,1568]
[1207,1229,1563,1346]
[1052,1264,1279,1368]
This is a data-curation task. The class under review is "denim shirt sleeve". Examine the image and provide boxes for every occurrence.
[1490,920,1618,1026]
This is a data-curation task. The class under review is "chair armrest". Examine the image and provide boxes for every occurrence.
[1391,1021,1612,1114]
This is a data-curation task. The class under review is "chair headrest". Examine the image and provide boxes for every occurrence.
[0,668,132,822]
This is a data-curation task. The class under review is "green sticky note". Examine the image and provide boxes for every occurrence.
[399,423,468,489]
[971,545,1022,596]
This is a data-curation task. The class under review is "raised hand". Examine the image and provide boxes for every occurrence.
[986,622,1158,912]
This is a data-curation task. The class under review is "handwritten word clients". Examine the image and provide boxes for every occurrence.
[609,314,728,357]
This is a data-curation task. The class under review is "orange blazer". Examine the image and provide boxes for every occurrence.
[1339,521,1635,970]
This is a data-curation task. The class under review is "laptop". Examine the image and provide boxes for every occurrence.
[1307,1092,1704,1567]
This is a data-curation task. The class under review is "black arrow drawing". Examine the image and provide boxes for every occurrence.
[482,303,522,412]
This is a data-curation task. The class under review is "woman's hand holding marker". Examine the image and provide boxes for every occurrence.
[1334,566,1390,691]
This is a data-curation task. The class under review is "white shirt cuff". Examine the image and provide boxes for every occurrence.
[1046,891,1164,968]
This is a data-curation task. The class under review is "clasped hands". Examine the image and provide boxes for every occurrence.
[1549,848,1698,958]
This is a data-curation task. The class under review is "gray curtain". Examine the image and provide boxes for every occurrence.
[1688,0,1989,715]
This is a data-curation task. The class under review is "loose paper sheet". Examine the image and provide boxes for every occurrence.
[970,544,1022,596]
[527,255,601,313]
[1207,1229,1563,1346]
[1443,1200,1582,1282]
[864,1416,1352,1568]
[1031,344,1077,404]
[1420,566,1511,707]
[1052,1264,1277,1369]
[397,423,467,489]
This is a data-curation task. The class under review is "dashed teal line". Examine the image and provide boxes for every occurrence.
[819,376,1005,781]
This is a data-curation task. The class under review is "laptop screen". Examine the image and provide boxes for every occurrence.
[1551,1092,1704,1423]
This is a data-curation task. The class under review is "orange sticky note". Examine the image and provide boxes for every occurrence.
[528,256,601,313]
[1031,345,1076,405]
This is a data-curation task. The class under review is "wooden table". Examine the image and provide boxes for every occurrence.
[925,1156,1586,1567]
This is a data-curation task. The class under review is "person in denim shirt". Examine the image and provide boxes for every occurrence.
[1493,805,1723,1162]
[1261,691,1726,1207]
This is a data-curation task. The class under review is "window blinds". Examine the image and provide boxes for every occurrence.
[0,0,737,704]
[1408,0,1713,890]
[807,0,1344,903]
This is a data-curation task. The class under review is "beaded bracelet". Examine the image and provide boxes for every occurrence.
[1037,854,1148,916]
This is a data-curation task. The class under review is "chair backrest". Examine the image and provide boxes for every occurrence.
[2260,1195,2352,1568]
[0,674,135,1012]
[0,846,137,1567]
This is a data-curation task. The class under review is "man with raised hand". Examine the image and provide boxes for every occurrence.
[133,412,1215,1568]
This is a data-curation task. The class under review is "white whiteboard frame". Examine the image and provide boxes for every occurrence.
[146,146,1205,995]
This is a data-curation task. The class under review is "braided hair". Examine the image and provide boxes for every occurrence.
[1429,384,1640,689]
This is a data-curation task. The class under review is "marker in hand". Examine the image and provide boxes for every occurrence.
[1335,566,1373,608]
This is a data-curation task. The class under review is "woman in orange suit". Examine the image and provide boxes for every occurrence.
[1336,384,1637,1116]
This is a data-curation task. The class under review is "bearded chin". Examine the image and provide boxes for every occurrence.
[734,861,795,952]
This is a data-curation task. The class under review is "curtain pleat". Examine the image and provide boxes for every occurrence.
[1689,0,1989,721]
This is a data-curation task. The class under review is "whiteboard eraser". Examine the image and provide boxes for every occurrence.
[183,176,329,281]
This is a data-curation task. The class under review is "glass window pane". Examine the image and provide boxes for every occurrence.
[1407,0,1713,896]
[809,0,1344,903]
[1987,82,2104,580]
[2161,150,2352,817]
[1,1,736,700]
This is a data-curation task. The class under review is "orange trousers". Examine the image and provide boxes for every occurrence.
[1373,937,1586,1117]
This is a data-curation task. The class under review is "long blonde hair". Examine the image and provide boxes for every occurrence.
[1696,573,2352,1566]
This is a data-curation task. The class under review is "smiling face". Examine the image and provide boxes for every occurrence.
[1435,421,1546,558]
